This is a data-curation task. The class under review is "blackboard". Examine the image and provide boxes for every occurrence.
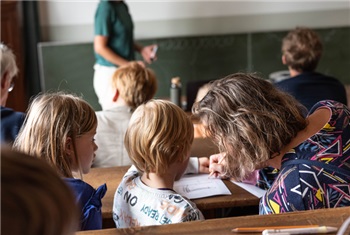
[38,27,350,111]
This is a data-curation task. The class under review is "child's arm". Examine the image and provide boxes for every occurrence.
[184,157,210,175]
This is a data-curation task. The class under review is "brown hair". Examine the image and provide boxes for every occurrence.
[112,62,157,109]
[125,99,194,177]
[282,27,323,72]
[13,92,97,178]
[1,147,79,235]
[192,73,307,180]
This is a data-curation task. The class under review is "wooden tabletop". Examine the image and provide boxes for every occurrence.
[84,165,260,220]
[76,207,350,235]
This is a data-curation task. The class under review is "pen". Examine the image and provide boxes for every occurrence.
[232,225,319,233]
[262,226,337,235]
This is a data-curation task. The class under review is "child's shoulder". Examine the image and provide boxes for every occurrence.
[64,178,106,199]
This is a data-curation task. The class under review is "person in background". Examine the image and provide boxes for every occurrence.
[0,42,25,145]
[113,100,207,228]
[13,92,107,231]
[193,83,211,139]
[1,147,79,235]
[93,62,157,167]
[193,73,350,214]
[274,27,347,112]
[93,0,157,110]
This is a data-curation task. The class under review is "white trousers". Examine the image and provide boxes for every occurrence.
[93,64,118,110]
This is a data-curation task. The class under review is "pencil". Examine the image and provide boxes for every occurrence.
[262,226,337,235]
[231,225,320,233]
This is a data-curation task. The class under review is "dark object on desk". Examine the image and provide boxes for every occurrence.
[186,79,213,111]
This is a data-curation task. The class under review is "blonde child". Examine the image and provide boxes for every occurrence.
[13,92,107,231]
[93,61,157,167]
[1,147,79,235]
[113,100,206,228]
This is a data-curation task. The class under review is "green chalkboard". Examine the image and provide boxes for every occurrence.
[38,42,100,110]
[38,27,350,111]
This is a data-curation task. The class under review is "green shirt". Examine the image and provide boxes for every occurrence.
[94,0,135,67]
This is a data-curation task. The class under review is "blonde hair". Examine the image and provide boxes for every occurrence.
[0,42,19,79]
[1,147,79,235]
[192,73,307,180]
[13,92,97,178]
[112,62,157,109]
[125,99,194,177]
[282,27,323,72]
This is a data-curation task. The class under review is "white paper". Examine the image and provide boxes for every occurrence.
[174,174,231,199]
[231,181,267,198]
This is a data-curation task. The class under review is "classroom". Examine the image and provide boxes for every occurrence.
[1,1,350,235]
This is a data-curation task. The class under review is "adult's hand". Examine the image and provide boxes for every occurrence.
[209,152,226,178]
[140,44,158,64]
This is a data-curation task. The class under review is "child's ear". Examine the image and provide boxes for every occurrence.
[65,137,73,156]
[112,89,119,102]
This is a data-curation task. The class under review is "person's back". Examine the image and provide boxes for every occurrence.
[0,43,25,145]
[113,100,205,228]
[13,92,107,231]
[275,71,347,111]
[275,27,347,112]
[93,62,157,167]
[260,100,350,214]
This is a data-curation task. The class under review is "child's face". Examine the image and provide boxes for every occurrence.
[74,128,98,174]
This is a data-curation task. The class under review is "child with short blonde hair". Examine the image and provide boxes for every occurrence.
[113,99,206,228]
[112,61,157,109]
[94,62,157,167]
[13,92,106,231]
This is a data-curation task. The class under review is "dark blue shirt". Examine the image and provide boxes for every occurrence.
[64,178,107,231]
[274,72,347,112]
[1,106,25,145]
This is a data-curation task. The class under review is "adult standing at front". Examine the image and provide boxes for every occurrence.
[274,27,347,113]
[94,0,157,110]
[193,73,350,215]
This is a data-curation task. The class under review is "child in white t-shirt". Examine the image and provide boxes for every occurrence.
[113,100,207,228]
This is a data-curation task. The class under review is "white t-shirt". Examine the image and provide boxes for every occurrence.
[93,106,133,167]
[113,163,205,228]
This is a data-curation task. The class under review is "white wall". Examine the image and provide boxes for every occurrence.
[39,0,350,42]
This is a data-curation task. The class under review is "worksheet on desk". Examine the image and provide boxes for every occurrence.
[174,174,231,199]
[231,181,267,198]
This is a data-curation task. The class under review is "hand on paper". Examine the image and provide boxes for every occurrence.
[198,157,210,174]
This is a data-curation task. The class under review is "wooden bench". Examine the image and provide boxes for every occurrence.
[76,206,350,234]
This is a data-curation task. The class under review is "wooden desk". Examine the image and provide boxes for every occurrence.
[76,207,350,235]
[84,166,260,228]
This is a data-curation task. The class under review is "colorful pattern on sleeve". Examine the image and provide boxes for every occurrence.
[260,100,350,214]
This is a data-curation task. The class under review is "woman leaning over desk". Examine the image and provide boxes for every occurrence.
[192,72,350,214]
[93,0,156,110]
